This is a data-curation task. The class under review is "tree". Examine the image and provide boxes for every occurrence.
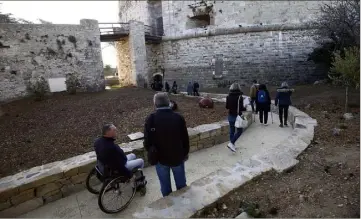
[329,47,359,112]
[103,64,114,77]
[308,0,360,72]
[0,3,33,24]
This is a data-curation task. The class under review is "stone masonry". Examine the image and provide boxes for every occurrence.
[117,1,328,90]
[0,19,104,102]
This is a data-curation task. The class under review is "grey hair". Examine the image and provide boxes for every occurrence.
[281,82,289,87]
[229,83,241,91]
[153,92,170,108]
[102,123,115,135]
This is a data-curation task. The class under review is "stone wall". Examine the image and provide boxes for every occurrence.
[115,39,132,85]
[156,26,323,89]
[0,107,253,217]
[0,19,104,102]
[161,1,324,36]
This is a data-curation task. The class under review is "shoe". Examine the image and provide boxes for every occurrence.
[284,123,288,127]
[264,123,269,126]
[279,124,284,127]
[227,143,236,153]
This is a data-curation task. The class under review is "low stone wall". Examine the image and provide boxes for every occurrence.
[133,93,317,218]
[0,111,252,217]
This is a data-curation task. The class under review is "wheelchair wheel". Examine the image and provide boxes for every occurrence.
[98,176,136,214]
[86,167,103,194]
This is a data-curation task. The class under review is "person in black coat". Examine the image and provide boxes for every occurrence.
[225,83,245,153]
[165,82,170,93]
[275,82,294,127]
[94,124,144,179]
[255,84,271,125]
[171,81,178,94]
[143,92,189,197]
[193,81,200,96]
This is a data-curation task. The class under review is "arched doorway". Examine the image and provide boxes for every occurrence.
[151,72,163,91]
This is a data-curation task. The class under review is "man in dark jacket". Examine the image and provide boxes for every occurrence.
[144,92,189,197]
[193,81,200,96]
[226,83,245,152]
[275,82,294,127]
[255,84,271,125]
[94,124,144,178]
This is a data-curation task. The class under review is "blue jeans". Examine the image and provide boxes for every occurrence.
[228,115,243,144]
[155,162,187,197]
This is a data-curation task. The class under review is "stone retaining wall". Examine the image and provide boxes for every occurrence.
[0,109,252,217]
[133,93,317,218]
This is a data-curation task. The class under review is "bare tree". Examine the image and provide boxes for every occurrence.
[308,0,360,70]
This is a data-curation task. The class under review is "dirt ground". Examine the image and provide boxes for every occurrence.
[0,87,227,178]
[196,84,360,218]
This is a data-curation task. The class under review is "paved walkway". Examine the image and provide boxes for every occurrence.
[21,113,292,218]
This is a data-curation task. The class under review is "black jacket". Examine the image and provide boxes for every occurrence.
[94,137,131,178]
[226,90,245,116]
[275,86,294,106]
[143,108,189,167]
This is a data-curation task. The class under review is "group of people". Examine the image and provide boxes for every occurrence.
[186,81,200,96]
[226,80,294,152]
[151,80,201,96]
[94,80,293,197]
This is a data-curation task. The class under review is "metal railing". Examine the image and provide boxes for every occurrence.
[99,23,130,36]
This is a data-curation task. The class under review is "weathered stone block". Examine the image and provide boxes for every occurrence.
[214,134,229,145]
[10,188,35,205]
[189,145,198,153]
[198,138,215,149]
[19,168,64,192]
[70,173,88,184]
[78,161,96,174]
[0,198,43,218]
[60,183,85,197]
[43,190,62,204]
[199,131,210,139]
[0,187,19,202]
[35,182,61,197]
[64,167,78,177]
[0,200,11,211]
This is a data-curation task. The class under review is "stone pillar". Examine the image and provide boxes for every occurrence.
[128,20,148,87]
[115,39,132,85]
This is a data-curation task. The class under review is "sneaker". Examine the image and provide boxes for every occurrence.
[284,123,288,127]
[264,123,269,126]
[227,143,236,153]
[279,124,284,128]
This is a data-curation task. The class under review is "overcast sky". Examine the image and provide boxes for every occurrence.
[1,1,119,67]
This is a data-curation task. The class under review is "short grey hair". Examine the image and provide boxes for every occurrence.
[281,82,289,87]
[153,92,170,108]
[229,83,241,91]
[102,123,115,135]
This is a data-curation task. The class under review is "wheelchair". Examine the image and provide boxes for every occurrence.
[85,165,147,214]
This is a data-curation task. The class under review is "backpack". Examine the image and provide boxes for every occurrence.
[147,114,158,165]
[257,90,267,103]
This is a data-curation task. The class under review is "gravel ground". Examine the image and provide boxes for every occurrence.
[0,87,227,178]
[196,84,360,218]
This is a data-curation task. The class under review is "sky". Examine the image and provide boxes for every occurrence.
[1,1,119,67]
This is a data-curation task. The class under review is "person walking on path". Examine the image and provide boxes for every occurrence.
[143,92,189,197]
[171,81,178,94]
[193,81,200,96]
[249,80,259,114]
[255,84,271,126]
[225,83,245,153]
[275,82,294,127]
[186,82,193,95]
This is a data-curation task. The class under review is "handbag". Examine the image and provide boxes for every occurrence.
[235,95,248,128]
[147,114,159,165]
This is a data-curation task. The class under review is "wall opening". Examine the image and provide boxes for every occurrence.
[186,14,211,29]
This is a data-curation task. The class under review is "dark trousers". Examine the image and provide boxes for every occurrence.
[279,105,289,125]
[193,89,199,96]
[258,104,269,124]
[228,115,243,144]
[155,162,186,197]
[250,98,257,112]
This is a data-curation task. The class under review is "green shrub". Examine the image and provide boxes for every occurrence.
[28,76,50,101]
[329,46,360,88]
[65,73,80,94]
[105,77,120,87]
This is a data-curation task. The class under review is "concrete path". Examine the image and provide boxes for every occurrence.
[21,113,291,218]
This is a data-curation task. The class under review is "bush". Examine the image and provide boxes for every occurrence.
[105,77,120,87]
[65,73,80,94]
[28,76,50,101]
[329,46,360,88]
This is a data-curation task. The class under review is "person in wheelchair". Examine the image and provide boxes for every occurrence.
[94,124,145,181]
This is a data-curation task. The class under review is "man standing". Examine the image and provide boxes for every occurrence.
[249,80,259,114]
[193,81,200,96]
[144,93,189,197]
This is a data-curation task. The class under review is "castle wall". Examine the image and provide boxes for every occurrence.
[0,19,104,102]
